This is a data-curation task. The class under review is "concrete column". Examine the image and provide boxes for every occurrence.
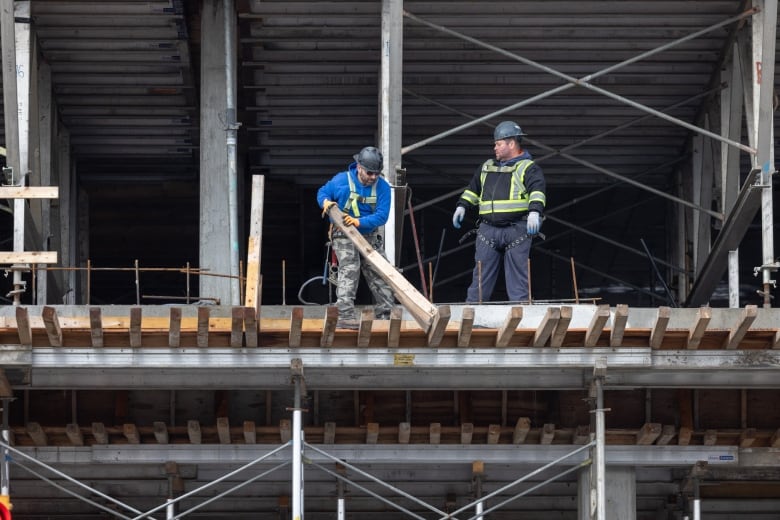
[578,466,636,520]
[199,0,234,304]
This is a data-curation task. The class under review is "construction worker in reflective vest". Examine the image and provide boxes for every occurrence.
[317,146,395,329]
[452,121,547,302]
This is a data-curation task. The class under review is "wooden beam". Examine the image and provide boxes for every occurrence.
[739,428,757,448]
[724,304,757,349]
[323,422,336,444]
[168,307,182,348]
[92,422,108,445]
[387,306,402,348]
[457,307,475,347]
[487,424,501,445]
[129,307,142,348]
[357,308,374,347]
[15,306,31,345]
[123,423,140,444]
[427,304,450,347]
[770,428,780,448]
[774,329,780,349]
[540,423,555,445]
[549,306,572,347]
[42,306,62,347]
[461,423,474,445]
[0,186,58,199]
[585,305,610,347]
[280,419,291,443]
[429,423,441,444]
[656,425,676,446]
[320,306,338,347]
[26,422,47,446]
[0,251,57,264]
[244,175,265,314]
[197,307,210,347]
[678,426,692,446]
[244,421,257,444]
[573,425,590,445]
[89,307,103,348]
[398,422,410,444]
[244,307,258,347]
[230,307,244,347]
[649,306,671,349]
[496,306,523,347]
[217,417,231,444]
[153,421,169,444]
[289,307,304,347]
[703,429,717,446]
[609,304,629,347]
[324,205,438,332]
[513,417,531,444]
[188,420,202,444]
[366,422,379,444]
[533,307,560,347]
[687,306,711,350]
[65,423,84,446]
[636,423,662,445]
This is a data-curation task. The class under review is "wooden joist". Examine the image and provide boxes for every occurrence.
[217,417,231,444]
[387,307,402,347]
[585,305,610,347]
[366,422,379,444]
[687,306,711,350]
[129,307,142,348]
[550,306,572,348]
[42,306,62,347]
[0,370,11,397]
[636,423,662,445]
[26,422,47,446]
[153,421,169,444]
[430,423,441,444]
[323,422,335,444]
[678,426,692,446]
[320,306,338,347]
[540,423,555,444]
[279,419,291,443]
[398,422,410,444]
[496,306,522,347]
[0,251,57,264]
[197,307,210,348]
[65,423,84,446]
[649,306,670,349]
[609,304,629,347]
[244,307,258,347]
[123,423,140,444]
[168,307,182,347]
[244,421,257,444]
[724,304,757,349]
[461,423,473,444]
[427,304,450,347]
[656,425,676,446]
[15,307,31,345]
[230,307,244,348]
[739,428,757,448]
[357,308,373,347]
[513,417,531,444]
[89,307,103,348]
[457,307,475,347]
[487,424,501,444]
[92,422,108,445]
[289,307,304,347]
[533,307,559,347]
[188,420,202,444]
[573,425,590,445]
[703,429,717,446]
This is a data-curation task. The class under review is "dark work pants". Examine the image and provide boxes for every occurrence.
[466,221,532,303]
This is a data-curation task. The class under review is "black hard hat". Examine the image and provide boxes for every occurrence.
[353,146,383,172]
[494,121,526,141]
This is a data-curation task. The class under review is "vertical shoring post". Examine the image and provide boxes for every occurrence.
[337,478,345,520]
[224,0,240,305]
[292,375,303,520]
[1,399,10,498]
[593,361,607,520]
[474,473,484,520]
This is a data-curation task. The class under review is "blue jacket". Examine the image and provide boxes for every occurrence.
[317,162,391,235]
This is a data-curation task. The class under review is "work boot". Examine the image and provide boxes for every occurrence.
[375,312,390,320]
[336,319,359,330]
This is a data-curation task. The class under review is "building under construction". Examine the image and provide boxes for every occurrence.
[1,1,780,519]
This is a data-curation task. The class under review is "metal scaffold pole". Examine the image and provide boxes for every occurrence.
[292,359,305,520]
[592,361,607,520]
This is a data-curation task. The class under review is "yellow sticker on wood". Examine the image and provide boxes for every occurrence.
[393,354,415,366]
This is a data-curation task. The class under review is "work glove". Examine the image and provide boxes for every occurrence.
[526,211,541,236]
[321,199,336,218]
[343,214,360,228]
[452,206,465,229]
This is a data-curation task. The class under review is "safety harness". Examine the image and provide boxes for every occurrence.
[343,171,376,217]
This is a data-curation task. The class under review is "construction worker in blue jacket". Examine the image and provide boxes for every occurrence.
[452,121,546,302]
[317,146,395,328]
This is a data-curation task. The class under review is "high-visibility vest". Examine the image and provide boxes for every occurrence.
[343,171,376,217]
[474,159,537,215]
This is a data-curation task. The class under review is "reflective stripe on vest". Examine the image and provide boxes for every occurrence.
[478,159,534,215]
[344,171,376,217]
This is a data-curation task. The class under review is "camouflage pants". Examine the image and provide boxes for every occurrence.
[332,233,394,321]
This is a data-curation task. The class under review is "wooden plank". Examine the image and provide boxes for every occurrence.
[244,175,265,314]
[687,306,711,350]
[770,428,780,448]
[533,307,560,347]
[280,419,291,443]
[153,421,169,444]
[230,307,244,347]
[739,428,757,448]
[244,421,257,444]
[366,422,379,444]
[573,425,590,445]
[244,307,258,347]
[609,304,629,347]
[168,307,182,348]
[457,307,475,347]
[585,305,610,347]
[15,306,31,345]
[495,306,523,347]
[703,429,717,446]
[774,329,780,349]
[0,186,58,199]
[427,304,450,347]
[89,307,103,348]
[357,308,374,347]
[387,306,402,348]
[92,422,108,445]
[636,423,662,445]
[461,423,474,444]
[65,423,84,446]
[188,420,202,444]
[324,205,438,332]
[0,251,57,264]
[289,307,304,347]
[42,306,62,347]
[430,423,441,444]
[513,417,531,444]
[323,422,336,444]
[320,306,338,347]
[197,307,210,348]
[724,304,757,349]
[650,306,671,349]
[486,424,501,445]
[678,426,692,446]
[129,307,142,348]
[540,423,555,445]
[656,425,676,446]
[550,306,572,347]
[398,422,411,444]
[27,422,47,446]
[217,417,231,444]
[123,423,140,444]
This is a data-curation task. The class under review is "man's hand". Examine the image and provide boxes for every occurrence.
[526,211,541,236]
[343,214,360,227]
[321,199,336,218]
[452,206,465,229]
